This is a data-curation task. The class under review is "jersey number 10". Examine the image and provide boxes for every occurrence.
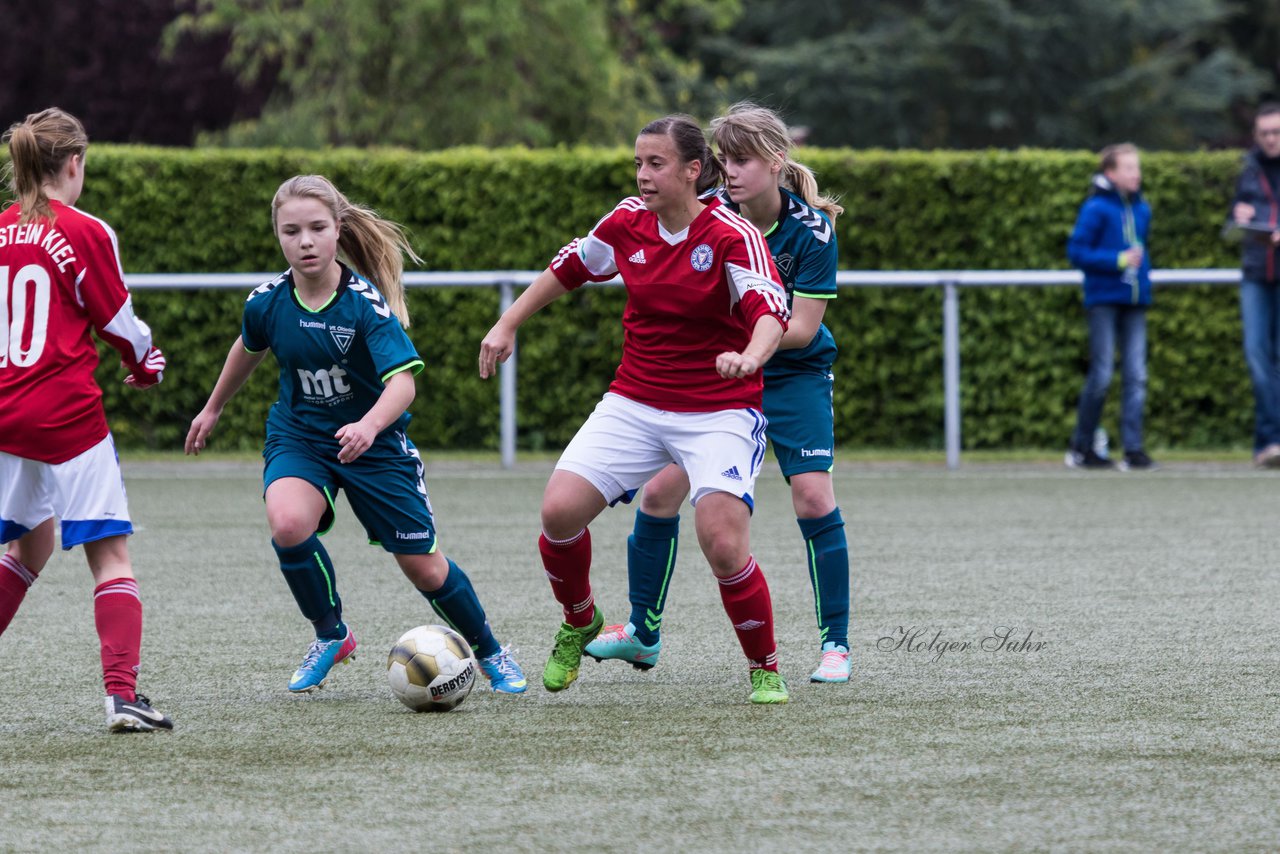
[0,264,52,368]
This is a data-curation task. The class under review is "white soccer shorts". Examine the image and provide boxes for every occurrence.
[0,435,133,548]
[556,392,768,510]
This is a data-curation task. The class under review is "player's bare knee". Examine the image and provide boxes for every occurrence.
[792,490,836,519]
[83,535,133,582]
[398,551,447,591]
[790,472,836,519]
[639,488,683,518]
[696,528,749,577]
[539,482,600,540]
[639,464,688,517]
[268,518,313,548]
[539,508,584,543]
[8,523,55,576]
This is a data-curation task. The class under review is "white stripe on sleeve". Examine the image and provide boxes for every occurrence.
[575,233,618,278]
[726,262,790,319]
[711,206,772,275]
[102,297,155,364]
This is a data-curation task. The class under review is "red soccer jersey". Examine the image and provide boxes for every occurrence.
[550,196,789,411]
[0,201,155,464]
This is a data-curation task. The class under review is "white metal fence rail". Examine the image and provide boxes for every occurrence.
[127,269,1242,469]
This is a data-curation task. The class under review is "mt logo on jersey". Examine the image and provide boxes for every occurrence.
[297,365,352,401]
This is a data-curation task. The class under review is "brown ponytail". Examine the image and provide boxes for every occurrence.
[2,108,88,224]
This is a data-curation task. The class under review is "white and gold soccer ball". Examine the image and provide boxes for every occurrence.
[386,625,476,712]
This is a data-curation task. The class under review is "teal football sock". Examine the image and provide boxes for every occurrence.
[798,508,850,650]
[627,510,679,646]
[273,535,345,640]
[419,559,500,659]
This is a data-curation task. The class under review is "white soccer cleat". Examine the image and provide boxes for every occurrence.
[810,642,850,683]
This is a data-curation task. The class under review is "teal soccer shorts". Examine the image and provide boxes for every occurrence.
[762,366,836,479]
[263,428,438,554]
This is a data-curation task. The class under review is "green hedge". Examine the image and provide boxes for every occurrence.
[67,146,1250,452]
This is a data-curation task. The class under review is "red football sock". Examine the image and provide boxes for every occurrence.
[538,529,595,627]
[94,578,142,701]
[0,553,37,635]
[717,556,778,671]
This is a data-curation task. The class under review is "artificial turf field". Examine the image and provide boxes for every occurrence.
[1,456,1277,851]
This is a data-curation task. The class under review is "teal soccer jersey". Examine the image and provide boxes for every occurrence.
[718,187,838,375]
[716,186,839,476]
[242,264,424,445]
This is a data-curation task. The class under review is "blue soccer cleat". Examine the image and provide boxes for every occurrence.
[584,621,661,671]
[478,645,528,694]
[289,627,357,693]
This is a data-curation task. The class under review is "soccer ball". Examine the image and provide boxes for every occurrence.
[386,625,477,712]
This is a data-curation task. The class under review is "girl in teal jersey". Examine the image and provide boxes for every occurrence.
[186,175,526,696]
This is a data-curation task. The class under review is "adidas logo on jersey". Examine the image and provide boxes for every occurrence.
[720,466,742,481]
[628,249,646,264]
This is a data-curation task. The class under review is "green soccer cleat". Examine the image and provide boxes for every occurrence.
[749,668,790,704]
[542,607,604,692]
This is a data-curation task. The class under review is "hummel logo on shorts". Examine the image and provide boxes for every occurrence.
[720,466,742,481]
[628,249,646,264]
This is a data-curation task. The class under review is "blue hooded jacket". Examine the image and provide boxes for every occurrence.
[1067,173,1152,307]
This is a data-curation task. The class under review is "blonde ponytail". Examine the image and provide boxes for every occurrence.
[2,108,88,224]
[781,159,843,223]
[335,202,420,328]
[272,175,421,328]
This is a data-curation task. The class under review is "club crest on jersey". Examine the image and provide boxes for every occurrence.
[329,327,355,355]
[773,253,795,278]
[690,243,714,272]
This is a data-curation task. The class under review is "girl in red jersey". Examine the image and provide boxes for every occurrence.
[586,104,852,684]
[479,115,793,704]
[0,108,171,732]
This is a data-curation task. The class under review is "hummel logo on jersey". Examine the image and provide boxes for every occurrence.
[720,466,743,481]
[629,249,646,264]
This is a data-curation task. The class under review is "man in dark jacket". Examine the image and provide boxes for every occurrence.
[1066,143,1156,471]
[1230,102,1280,467]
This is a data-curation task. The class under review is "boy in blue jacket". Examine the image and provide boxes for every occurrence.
[1065,143,1156,471]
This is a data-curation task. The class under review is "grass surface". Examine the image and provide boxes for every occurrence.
[1,456,1278,851]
